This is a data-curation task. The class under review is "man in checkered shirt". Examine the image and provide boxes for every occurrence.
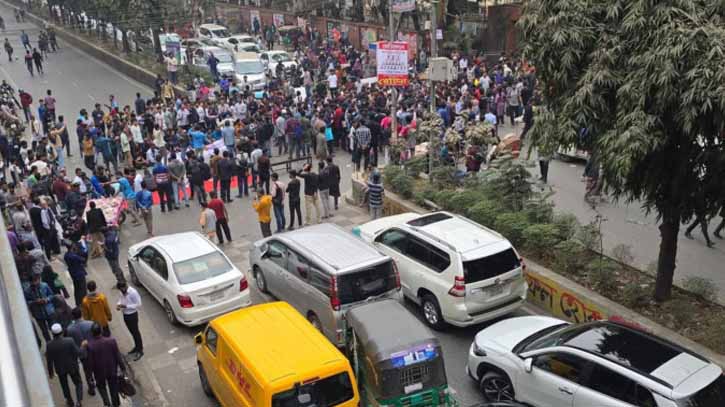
[353,119,372,172]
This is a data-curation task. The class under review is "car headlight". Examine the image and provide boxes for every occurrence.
[473,342,487,357]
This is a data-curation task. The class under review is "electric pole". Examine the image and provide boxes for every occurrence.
[428,0,438,175]
[389,0,398,141]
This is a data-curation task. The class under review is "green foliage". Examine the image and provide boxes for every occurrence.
[662,299,700,329]
[446,190,487,215]
[585,259,620,295]
[479,155,533,211]
[523,224,563,259]
[493,212,531,247]
[681,277,720,303]
[552,240,588,276]
[413,185,439,208]
[552,213,580,240]
[383,166,404,187]
[404,156,428,177]
[390,173,414,199]
[577,221,602,251]
[523,195,555,224]
[611,244,635,265]
[429,166,458,190]
[468,200,504,228]
[621,282,651,308]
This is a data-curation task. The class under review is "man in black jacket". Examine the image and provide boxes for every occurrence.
[47,323,84,407]
[85,201,106,258]
[286,170,302,230]
[299,163,320,225]
[218,151,235,203]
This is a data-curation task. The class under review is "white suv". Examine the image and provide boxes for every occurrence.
[357,212,527,329]
[466,316,724,407]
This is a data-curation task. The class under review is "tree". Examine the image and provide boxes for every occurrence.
[520,0,725,301]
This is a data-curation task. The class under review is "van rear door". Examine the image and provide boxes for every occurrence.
[462,244,522,315]
[337,259,399,308]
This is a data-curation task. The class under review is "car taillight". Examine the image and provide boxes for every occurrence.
[330,276,340,311]
[239,278,248,292]
[519,257,526,271]
[177,294,194,308]
[392,261,401,290]
[448,275,466,297]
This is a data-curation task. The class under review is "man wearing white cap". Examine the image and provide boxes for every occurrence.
[46,323,84,407]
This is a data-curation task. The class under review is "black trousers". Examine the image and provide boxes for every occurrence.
[158,183,173,212]
[58,369,83,404]
[216,218,232,243]
[96,375,120,407]
[220,178,231,202]
[289,200,302,228]
[123,312,143,353]
[80,357,95,391]
[72,277,87,308]
[686,216,712,245]
[539,160,550,184]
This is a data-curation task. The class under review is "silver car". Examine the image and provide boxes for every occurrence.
[249,224,401,346]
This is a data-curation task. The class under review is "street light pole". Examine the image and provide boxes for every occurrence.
[389,1,398,142]
[428,0,438,175]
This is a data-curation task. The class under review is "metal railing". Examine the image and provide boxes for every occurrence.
[0,217,55,407]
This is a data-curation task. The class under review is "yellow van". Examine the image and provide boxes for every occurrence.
[195,302,360,407]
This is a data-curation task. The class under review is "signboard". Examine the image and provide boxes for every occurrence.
[436,29,443,40]
[361,28,377,50]
[273,13,284,27]
[397,32,417,60]
[377,41,409,87]
[392,0,416,13]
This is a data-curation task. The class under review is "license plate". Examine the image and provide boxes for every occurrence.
[208,291,225,302]
[487,284,505,296]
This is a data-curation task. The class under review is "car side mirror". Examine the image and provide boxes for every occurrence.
[524,357,533,373]
[194,333,203,345]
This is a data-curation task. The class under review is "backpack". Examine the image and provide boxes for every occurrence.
[200,162,212,181]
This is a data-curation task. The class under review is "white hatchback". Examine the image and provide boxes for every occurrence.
[357,212,527,329]
[127,232,251,326]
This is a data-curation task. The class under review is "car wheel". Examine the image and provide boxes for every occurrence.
[480,371,515,402]
[163,300,178,325]
[128,262,141,287]
[253,267,268,294]
[198,364,214,398]
[421,294,445,330]
[307,313,322,332]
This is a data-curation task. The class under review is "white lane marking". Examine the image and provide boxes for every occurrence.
[87,94,95,101]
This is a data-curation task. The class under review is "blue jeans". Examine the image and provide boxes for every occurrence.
[172,180,189,207]
[273,204,285,233]
[237,171,248,196]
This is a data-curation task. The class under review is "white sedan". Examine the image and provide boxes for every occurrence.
[127,232,251,326]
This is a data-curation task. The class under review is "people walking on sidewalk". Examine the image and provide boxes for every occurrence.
[81,280,112,337]
[253,188,272,238]
[4,38,13,62]
[66,308,96,396]
[24,50,33,76]
[116,282,144,361]
[20,29,30,51]
[46,323,84,407]
[32,48,44,74]
[286,170,302,230]
[84,323,126,407]
[207,191,232,244]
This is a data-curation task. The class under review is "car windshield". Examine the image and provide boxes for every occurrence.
[680,374,725,407]
[241,44,258,52]
[173,251,233,284]
[272,372,354,407]
[271,53,291,62]
[517,323,579,353]
[235,61,264,74]
[337,261,397,305]
[462,248,520,283]
[214,53,233,63]
[211,28,230,38]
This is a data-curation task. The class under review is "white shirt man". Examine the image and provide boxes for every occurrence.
[327,72,338,90]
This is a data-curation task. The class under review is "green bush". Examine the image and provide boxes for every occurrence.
[552,240,588,275]
[681,276,720,302]
[468,200,504,228]
[621,281,651,308]
[662,299,700,329]
[404,156,428,176]
[390,173,414,199]
[446,190,487,215]
[493,212,531,246]
[577,221,602,251]
[430,166,458,189]
[553,213,580,240]
[431,190,455,209]
[523,198,554,224]
[523,224,563,259]
[585,259,620,296]
[383,165,404,187]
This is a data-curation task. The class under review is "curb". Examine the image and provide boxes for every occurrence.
[351,176,725,367]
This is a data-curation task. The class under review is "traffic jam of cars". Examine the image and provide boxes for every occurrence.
[127,208,724,407]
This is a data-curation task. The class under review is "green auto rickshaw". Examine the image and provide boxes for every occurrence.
[345,300,458,407]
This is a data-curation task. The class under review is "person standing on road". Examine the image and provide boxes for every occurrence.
[86,201,107,258]
[326,157,341,210]
[4,38,13,61]
[24,272,56,343]
[218,150,235,203]
[116,282,143,361]
[24,50,33,76]
[64,242,88,308]
[32,48,44,75]
[199,202,217,240]
[81,280,112,337]
[66,308,96,396]
[84,322,126,407]
[286,170,302,230]
[46,323,84,407]
[45,89,57,122]
[153,155,173,213]
[253,187,272,237]
[207,191,232,244]
[19,89,32,122]
[318,161,333,219]
[270,172,286,233]
[136,181,154,236]
[300,163,321,225]
[20,30,30,51]
[368,171,384,220]
[168,153,189,209]
[104,226,126,285]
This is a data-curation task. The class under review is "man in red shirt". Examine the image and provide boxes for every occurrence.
[206,191,232,244]
[19,89,33,123]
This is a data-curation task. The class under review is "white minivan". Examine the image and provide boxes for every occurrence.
[357,212,527,329]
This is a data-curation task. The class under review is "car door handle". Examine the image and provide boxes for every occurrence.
[558,386,574,395]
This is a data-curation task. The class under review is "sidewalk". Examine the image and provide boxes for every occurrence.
[497,121,725,304]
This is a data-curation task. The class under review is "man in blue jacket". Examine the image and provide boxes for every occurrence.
[24,272,56,342]
[64,243,88,307]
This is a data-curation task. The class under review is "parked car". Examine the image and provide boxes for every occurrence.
[248,223,401,347]
[260,50,298,77]
[197,23,231,46]
[356,212,527,330]
[467,316,725,407]
[191,46,235,76]
[181,37,216,51]
[233,54,267,90]
[218,34,261,52]
[127,232,251,326]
